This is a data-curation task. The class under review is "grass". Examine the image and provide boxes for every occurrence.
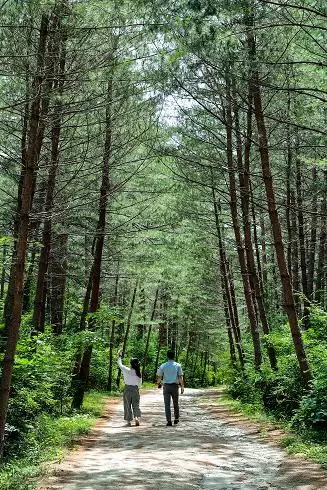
[219,396,275,422]
[279,431,327,469]
[0,390,111,490]
[220,394,327,469]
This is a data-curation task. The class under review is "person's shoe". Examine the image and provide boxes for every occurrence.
[166,421,172,426]
[125,421,132,427]
[135,419,140,426]
[174,419,179,425]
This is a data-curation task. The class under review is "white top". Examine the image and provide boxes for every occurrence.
[118,357,142,387]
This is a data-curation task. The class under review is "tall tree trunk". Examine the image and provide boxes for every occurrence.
[191,345,200,380]
[290,190,300,301]
[2,14,52,344]
[201,350,208,385]
[0,15,50,457]
[2,13,32,338]
[250,185,264,298]
[0,243,7,300]
[295,154,309,327]
[107,273,119,392]
[315,170,327,304]
[246,12,312,387]
[142,286,159,380]
[225,78,262,369]
[136,287,146,339]
[72,69,114,408]
[233,86,277,370]
[23,239,39,313]
[226,259,243,354]
[32,20,66,333]
[285,88,293,278]
[211,182,244,368]
[153,290,168,381]
[259,210,268,288]
[307,167,318,300]
[222,282,237,366]
[49,233,68,335]
[79,261,94,332]
[183,332,192,381]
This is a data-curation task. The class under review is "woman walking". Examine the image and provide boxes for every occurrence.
[117,350,142,426]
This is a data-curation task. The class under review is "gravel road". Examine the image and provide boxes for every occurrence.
[41,388,327,490]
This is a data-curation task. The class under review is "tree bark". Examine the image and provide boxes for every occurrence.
[153,289,168,381]
[246,11,312,387]
[49,233,68,335]
[233,86,277,370]
[107,273,119,392]
[142,286,159,380]
[136,287,146,339]
[72,67,114,408]
[290,190,300,300]
[2,13,52,344]
[222,281,237,366]
[225,78,262,369]
[32,19,66,333]
[0,14,50,457]
[211,181,244,368]
[315,170,327,305]
[295,154,309,326]
[0,243,7,300]
[307,167,318,300]
[250,184,265,299]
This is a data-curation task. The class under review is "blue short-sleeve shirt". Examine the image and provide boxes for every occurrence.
[157,360,183,384]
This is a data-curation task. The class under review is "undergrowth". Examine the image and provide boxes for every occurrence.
[0,390,110,490]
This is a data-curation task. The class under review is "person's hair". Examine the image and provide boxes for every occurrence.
[167,350,175,360]
[130,358,141,378]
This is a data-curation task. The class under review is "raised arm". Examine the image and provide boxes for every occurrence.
[117,351,129,373]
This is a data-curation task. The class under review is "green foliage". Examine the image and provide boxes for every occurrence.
[89,346,111,388]
[227,308,327,433]
[0,391,109,490]
[294,378,327,430]
[0,0,326,477]
[8,331,74,430]
[227,369,258,404]
[226,324,305,416]
[306,307,327,343]
[291,308,327,430]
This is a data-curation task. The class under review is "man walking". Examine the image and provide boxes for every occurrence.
[156,350,184,426]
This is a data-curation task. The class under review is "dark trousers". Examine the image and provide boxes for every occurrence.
[123,385,141,421]
[163,383,179,422]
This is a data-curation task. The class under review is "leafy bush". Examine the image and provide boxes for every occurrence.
[226,328,305,418]
[307,307,327,342]
[3,329,75,456]
[294,379,327,430]
[0,391,108,490]
[226,309,327,425]
[259,362,304,417]
[291,309,327,429]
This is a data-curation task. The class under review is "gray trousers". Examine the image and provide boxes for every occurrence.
[123,385,141,421]
[163,383,179,422]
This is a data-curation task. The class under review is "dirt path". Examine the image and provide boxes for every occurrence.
[41,389,327,490]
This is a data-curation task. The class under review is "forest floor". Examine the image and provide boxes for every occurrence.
[38,388,327,490]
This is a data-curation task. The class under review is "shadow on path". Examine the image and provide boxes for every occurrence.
[40,389,327,490]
